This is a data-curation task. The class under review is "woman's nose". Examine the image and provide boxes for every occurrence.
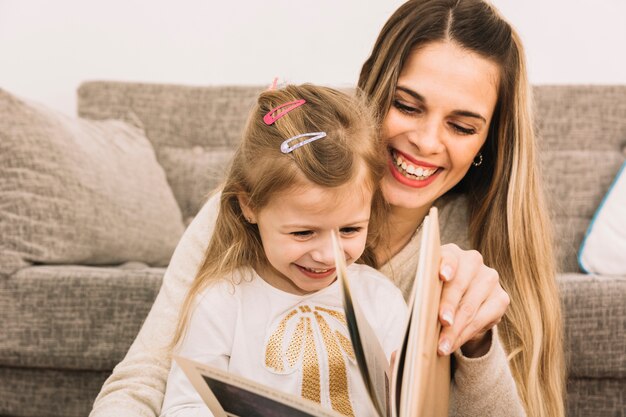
[408,117,445,155]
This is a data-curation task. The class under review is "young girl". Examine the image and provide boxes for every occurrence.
[159,84,408,417]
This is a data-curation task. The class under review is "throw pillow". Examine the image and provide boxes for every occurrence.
[578,161,626,275]
[0,89,185,277]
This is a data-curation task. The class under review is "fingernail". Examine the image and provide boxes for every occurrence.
[439,339,451,355]
[441,265,453,281]
[442,310,454,326]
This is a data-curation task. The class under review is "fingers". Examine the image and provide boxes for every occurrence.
[439,244,461,282]
[437,266,495,355]
[436,245,509,356]
[455,290,509,355]
[438,246,482,328]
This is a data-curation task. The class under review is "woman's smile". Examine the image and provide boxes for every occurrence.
[388,147,441,188]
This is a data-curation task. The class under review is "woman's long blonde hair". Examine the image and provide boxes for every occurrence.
[359,1,565,416]
[171,84,386,348]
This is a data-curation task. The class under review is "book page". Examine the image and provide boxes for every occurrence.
[331,230,388,417]
[393,207,450,417]
[175,356,345,417]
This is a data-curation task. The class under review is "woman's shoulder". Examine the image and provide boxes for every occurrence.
[436,193,471,249]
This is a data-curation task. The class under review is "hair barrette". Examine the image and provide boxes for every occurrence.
[280,132,327,154]
[263,99,306,125]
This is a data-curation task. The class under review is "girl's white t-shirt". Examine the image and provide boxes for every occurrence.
[160,263,407,417]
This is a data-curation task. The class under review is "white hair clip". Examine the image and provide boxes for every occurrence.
[280,132,327,154]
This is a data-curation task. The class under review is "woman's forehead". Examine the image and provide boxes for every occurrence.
[397,41,500,117]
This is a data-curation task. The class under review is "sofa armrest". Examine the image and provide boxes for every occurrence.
[558,273,626,379]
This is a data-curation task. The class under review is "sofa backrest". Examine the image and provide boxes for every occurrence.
[78,81,263,225]
[77,82,626,273]
[534,86,626,272]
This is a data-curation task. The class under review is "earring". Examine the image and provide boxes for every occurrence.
[472,152,483,167]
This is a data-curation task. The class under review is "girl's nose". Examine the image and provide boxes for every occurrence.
[310,242,335,266]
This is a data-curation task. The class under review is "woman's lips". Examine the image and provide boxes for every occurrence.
[393,149,439,168]
[296,265,336,279]
[388,149,441,188]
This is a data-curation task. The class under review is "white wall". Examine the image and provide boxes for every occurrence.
[1,0,624,116]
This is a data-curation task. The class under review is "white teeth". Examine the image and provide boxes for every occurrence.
[305,267,329,273]
[392,151,437,180]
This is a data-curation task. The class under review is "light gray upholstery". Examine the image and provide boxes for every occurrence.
[77,82,263,223]
[535,86,626,272]
[0,89,185,278]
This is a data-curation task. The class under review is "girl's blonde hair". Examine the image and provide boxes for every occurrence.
[359,1,565,416]
[171,84,386,348]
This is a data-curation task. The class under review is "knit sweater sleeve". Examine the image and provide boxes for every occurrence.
[89,193,222,417]
[449,327,526,417]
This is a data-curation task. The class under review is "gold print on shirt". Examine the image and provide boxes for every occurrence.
[264,304,356,417]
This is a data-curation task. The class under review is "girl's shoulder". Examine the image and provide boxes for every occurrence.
[347,263,405,304]
[195,268,256,305]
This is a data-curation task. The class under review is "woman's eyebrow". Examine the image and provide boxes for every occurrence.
[397,85,487,124]
[451,110,487,124]
[396,86,425,102]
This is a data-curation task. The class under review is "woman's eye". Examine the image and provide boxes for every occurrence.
[339,227,362,236]
[450,123,476,135]
[393,100,421,115]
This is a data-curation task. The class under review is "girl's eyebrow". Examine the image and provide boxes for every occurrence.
[282,219,370,229]
[396,85,487,124]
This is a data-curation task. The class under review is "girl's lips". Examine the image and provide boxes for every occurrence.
[296,265,336,279]
[388,150,441,189]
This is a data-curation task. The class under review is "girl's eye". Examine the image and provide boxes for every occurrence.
[291,230,313,238]
[450,123,476,135]
[393,100,422,115]
[339,227,362,236]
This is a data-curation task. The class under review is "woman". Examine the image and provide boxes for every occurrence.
[359,1,564,416]
[90,1,564,416]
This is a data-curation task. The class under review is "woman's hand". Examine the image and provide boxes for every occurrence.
[436,244,510,358]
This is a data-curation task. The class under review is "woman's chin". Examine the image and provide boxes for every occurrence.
[381,176,436,211]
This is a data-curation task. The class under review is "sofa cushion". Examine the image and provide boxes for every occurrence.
[578,161,626,275]
[77,82,262,222]
[0,367,109,417]
[0,265,164,370]
[0,89,185,277]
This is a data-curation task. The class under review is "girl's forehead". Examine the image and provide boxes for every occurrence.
[269,178,373,214]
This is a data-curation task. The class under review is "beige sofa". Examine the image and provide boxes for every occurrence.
[0,82,624,417]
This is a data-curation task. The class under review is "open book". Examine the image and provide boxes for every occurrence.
[175,207,449,417]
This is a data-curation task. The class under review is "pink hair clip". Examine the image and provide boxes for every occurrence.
[280,132,327,154]
[263,99,306,125]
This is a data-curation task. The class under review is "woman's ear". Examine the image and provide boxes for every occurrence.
[237,194,257,224]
